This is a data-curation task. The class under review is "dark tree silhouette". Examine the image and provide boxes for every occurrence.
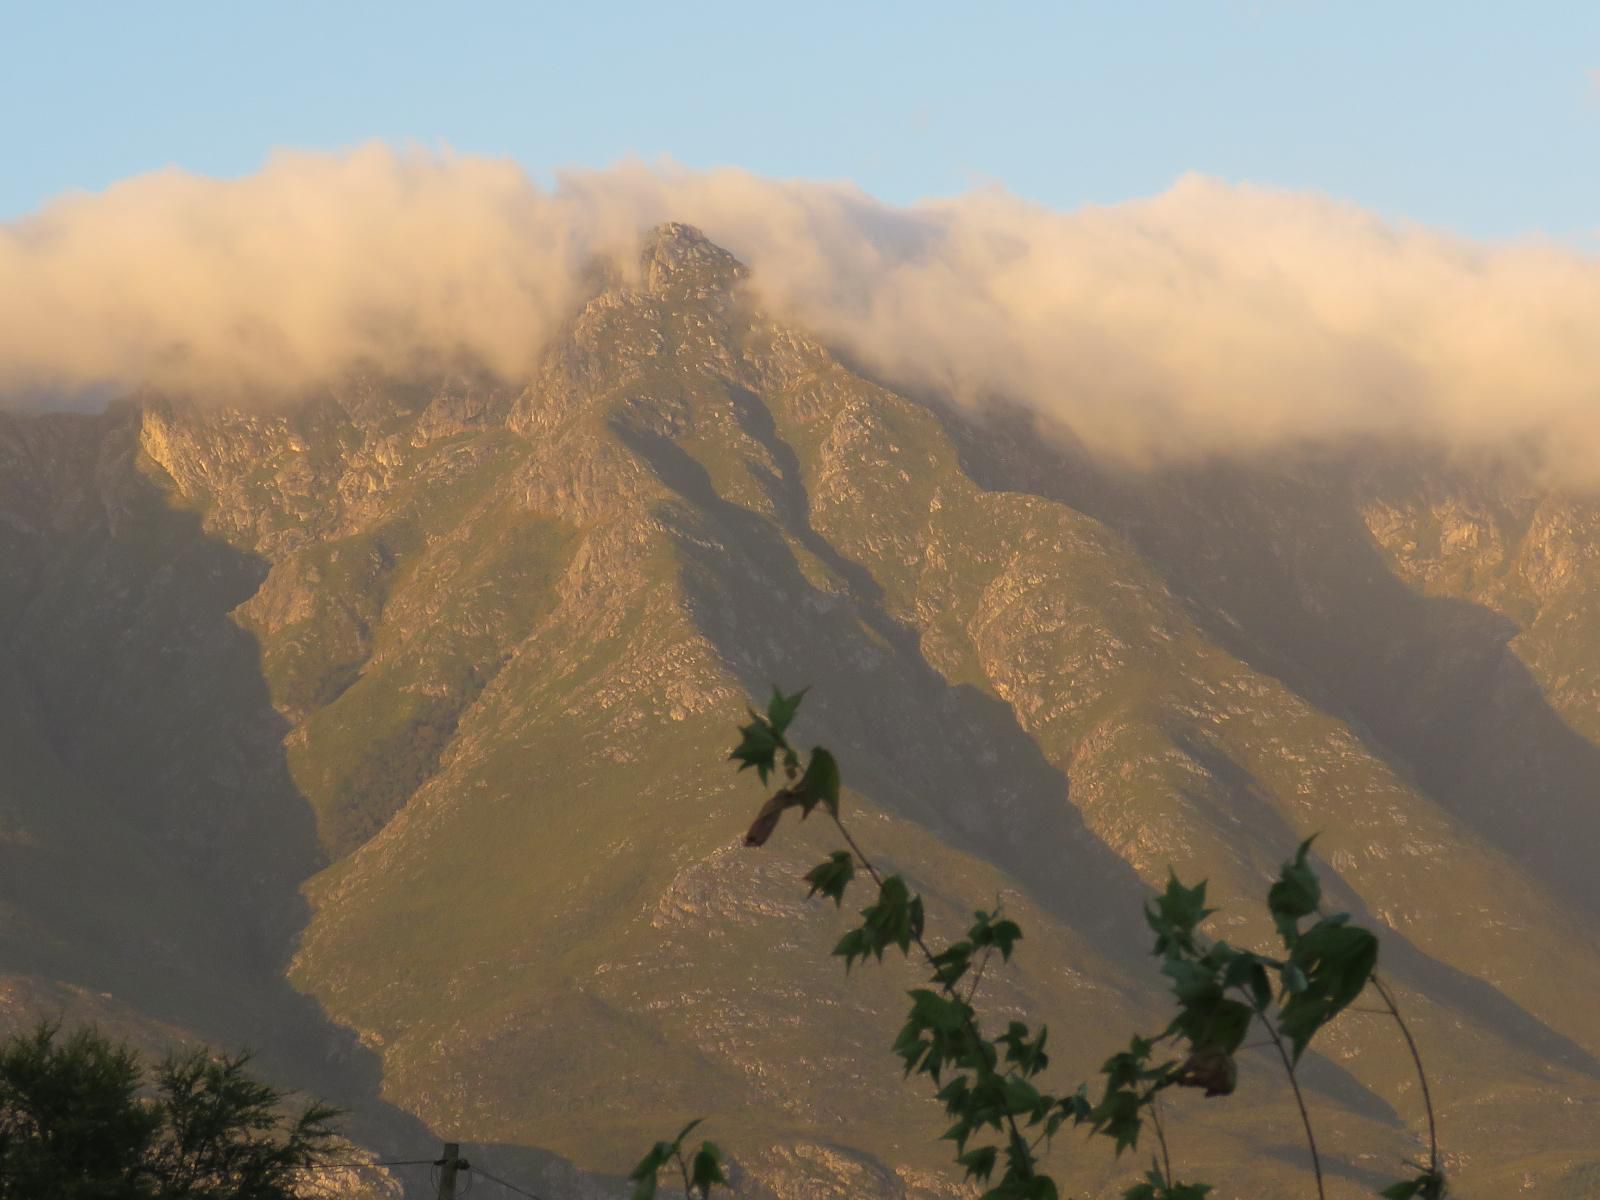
[0,1024,340,1200]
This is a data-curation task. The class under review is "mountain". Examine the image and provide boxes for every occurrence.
[2,223,1599,1198]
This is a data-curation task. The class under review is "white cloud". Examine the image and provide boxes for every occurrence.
[3,145,1599,480]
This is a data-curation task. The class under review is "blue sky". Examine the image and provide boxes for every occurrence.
[3,2,1596,240]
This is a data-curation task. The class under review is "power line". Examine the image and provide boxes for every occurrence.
[470,1165,549,1200]
[296,1156,445,1173]
[352,1148,557,1200]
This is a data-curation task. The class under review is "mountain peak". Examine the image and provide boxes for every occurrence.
[639,221,748,295]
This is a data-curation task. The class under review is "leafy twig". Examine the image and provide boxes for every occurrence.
[830,811,1041,1184]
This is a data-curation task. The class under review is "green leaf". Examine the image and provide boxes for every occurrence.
[1063,1085,1093,1125]
[729,715,782,786]
[1092,1087,1144,1155]
[1100,1037,1157,1091]
[1206,1001,1256,1056]
[1278,919,1380,1060]
[959,1145,998,1183]
[689,1142,726,1196]
[1146,874,1214,955]
[804,851,855,906]
[929,940,974,987]
[1378,1171,1445,1200]
[998,1021,1050,1077]
[982,1176,1061,1200]
[629,1143,670,1199]
[1124,1167,1212,1200]
[766,687,808,738]
[629,1144,669,1180]
[892,1014,930,1077]
[896,989,977,1082]
[1162,957,1222,1006]
[852,876,920,961]
[991,918,1022,959]
[633,1122,722,1199]
[1268,837,1321,944]
[909,988,970,1034]
[833,928,870,971]
[1220,950,1273,1009]
[1166,985,1252,1070]
[1001,1073,1046,1119]
[796,747,841,817]
[971,908,1024,961]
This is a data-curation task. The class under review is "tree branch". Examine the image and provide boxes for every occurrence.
[1148,1093,1174,1190]
[1370,973,1439,1180]
[1254,1009,1324,1200]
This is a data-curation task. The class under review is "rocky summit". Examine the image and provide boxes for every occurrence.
[2,224,1599,1198]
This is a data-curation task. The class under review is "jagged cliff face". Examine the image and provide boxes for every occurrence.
[3,224,1600,1198]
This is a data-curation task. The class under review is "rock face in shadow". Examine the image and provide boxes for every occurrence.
[4,226,1600,1196]
[0,405,450,1195]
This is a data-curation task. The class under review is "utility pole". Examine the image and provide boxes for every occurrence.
[436,1141,465,1200]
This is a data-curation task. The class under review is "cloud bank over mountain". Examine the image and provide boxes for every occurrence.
[3,144,1597,477]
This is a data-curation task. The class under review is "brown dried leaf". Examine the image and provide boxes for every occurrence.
[743,788,800,847]
[1173,1048,1238,1097]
